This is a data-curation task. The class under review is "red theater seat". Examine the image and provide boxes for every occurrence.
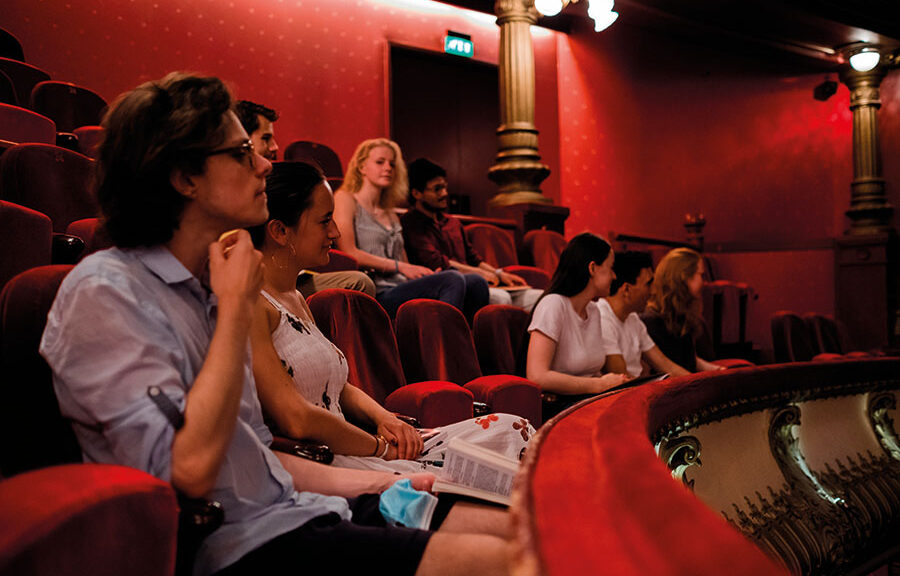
[0,58,50,110]
[30,81,107,133]
[65,217,112,260]
[72,125,103,159]
[0,463,178,576]
[307,288,474,428]
[0,265,81,477]
[523,228,566,275]
[0,143,97,233]
[284,140,344,189]
[465,223,550,289]
[771,310,817,363]
[473,304,529,377]
[0,103,55,144]
[0,28,25,63]
[0,201,52,292]
[395,298,542,426]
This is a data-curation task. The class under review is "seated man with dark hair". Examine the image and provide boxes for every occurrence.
[236,99,375,298]
[401,157,541,312]
[598,251,690,378]
[41,74,511,576]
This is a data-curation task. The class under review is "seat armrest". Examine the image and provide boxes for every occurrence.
[385,381,474,428]
[51,233,85,264]
[473,401,490,417]
[394,413,421,428]
[504,265,551,290]
[270,435,334,465]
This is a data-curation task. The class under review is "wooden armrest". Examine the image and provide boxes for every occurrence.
[270,435,334,465]
[473,401,490,417]
[394,413,421,428]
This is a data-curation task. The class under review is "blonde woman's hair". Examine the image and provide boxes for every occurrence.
[646,247,703,338]
[339,138,408,209]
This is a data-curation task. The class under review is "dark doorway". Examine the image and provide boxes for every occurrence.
[390,44,498,216]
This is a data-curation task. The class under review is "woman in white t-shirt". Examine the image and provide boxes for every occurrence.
[526,233,632,395]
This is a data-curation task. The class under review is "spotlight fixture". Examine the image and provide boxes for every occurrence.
[849,46,881,72]
[535,0,618,32]
[813,77,837,101]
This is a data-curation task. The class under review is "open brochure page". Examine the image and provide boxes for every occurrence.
[432,438,518,505]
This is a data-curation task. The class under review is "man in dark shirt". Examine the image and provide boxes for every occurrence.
[400,158,541,311]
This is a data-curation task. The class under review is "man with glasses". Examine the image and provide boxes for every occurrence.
[236,99,375,298]
[402,157,542,312]
[41,74,511,576]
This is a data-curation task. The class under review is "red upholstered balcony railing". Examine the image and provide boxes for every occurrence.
[513,359,900,576]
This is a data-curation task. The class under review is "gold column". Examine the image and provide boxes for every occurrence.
[489,0,551,206]
[838,65,894,234]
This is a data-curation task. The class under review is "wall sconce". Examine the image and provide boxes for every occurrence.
[849,45,881,72]
[535,0,619,32]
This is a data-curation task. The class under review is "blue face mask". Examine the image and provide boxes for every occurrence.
[378,478,439,530]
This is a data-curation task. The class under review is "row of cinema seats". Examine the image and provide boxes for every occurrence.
[0,264,542,573]
[770,310,879,363]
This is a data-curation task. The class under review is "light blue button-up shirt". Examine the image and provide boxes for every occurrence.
[40,246,351,576]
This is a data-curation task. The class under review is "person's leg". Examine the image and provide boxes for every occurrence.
[488,287,513,306]
[510,288,543,313]
[416,532,510,576]
[462,273,489,321]
[297,270,376,297]
[376,270,466,317]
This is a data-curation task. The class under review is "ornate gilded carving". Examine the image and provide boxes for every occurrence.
[868,392,900,462]
[769,406,845,507]
[656,383,900,575]
[657,435,702,490]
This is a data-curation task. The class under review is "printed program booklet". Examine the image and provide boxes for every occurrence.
[431,437,519,506]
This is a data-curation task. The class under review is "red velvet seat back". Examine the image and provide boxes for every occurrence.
[284,140,343,178]
[770,310,815,363]
[0,103,55,144]
[0,463,178,576]
[0,29,25,63]
[72,125,103,159]
[473,304,529,377]
[523,228,566,274]
[65,217,112,260]
[307,288,406,405]
[30,81,107,133]
[0,143,97,232]
[0,201,52,292]
[395,298,483,385]
[0,265,80,477]
[0,58,50,110]
[803,313,845,355]
[465,223,519,268]
[0,70,16,106]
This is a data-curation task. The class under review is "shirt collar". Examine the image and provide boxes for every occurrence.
[133,245,196,286]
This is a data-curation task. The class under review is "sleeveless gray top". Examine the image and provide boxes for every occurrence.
[353,202,407,290]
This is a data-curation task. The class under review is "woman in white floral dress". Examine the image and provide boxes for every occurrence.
[248,161,534,473]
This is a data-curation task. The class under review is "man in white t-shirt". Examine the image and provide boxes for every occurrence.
[598,251,690,378]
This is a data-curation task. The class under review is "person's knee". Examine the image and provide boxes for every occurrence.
[489,288,512,306]
[416,533,510,576]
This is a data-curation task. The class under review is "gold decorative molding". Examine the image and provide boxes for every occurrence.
[657,435,702,490]
[868,391,900,462]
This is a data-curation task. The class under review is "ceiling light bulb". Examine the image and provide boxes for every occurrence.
[587,0,618,32]
[849,48,880,72]
[534,0,563,16]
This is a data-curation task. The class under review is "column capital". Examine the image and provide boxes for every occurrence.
[494,0,540,25]
[839,66,888,110]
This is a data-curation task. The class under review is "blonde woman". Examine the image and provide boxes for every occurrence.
[333,138,488,318]
[639,248,723,372]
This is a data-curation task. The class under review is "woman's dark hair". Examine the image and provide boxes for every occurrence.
[96,72,233,247]
[546,232,612,297]
[248,161,325,248]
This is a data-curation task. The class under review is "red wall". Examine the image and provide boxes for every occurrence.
[7,0,897,354]
[5,0,561,201]
[555,21,899,353]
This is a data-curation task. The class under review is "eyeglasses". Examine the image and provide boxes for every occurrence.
[205,139,256,169]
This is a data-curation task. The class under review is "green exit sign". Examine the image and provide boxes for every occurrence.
[444,32,473,58]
